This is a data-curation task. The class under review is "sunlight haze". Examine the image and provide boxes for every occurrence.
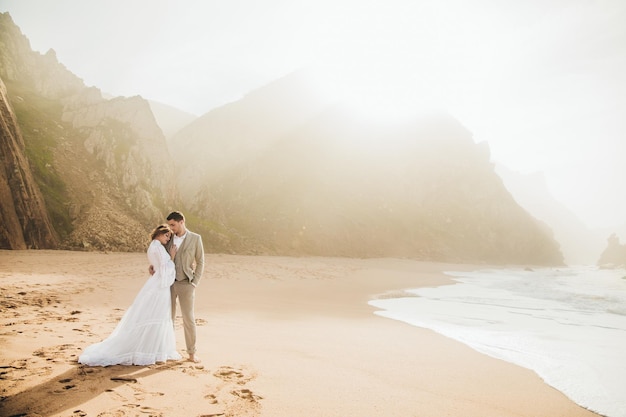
[1,0,625,231]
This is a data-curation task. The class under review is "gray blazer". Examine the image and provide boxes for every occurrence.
[169,231,205,286]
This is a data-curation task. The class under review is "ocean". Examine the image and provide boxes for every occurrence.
[368,266,626,417]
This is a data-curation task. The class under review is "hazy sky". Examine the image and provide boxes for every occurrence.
[1,0,625,230]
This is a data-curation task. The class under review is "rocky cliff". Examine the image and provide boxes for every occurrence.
[0,13,178,251]
[170,73,564,265]
[0,77,58,249]
[496,165,608,265]
[1,12,564,264]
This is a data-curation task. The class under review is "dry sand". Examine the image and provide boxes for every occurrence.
[0,250,600,417]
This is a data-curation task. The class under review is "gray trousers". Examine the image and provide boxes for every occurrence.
[170,280,196,354]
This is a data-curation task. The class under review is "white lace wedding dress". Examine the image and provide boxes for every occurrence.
[78,240,182,366]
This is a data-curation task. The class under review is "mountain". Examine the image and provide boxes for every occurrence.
[495,164,607,265]
[168,70,329,201]
[1,12,564,264]
[169,72,564,265]
[148,100,197,140]
[0,12,179,251]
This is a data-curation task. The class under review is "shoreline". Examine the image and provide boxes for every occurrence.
[0,250,601,416]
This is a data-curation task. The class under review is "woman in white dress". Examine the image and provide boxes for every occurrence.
[78,224,182,366]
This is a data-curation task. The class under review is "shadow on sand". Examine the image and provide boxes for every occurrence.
[0,361,181,417]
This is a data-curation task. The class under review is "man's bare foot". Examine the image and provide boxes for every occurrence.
[187,354,200,363]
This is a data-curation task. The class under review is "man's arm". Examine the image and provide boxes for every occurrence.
[191,235,205,286]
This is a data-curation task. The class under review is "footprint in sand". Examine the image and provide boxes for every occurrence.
[231,388,263,402]
[1,357,56,395]
[72,324,96,338]
[101,402,163,417]
[96,410,128,417]
[200,393,227,416]
[213,366,252,384]
[62,310,82,323]
[53,379,77,394]
[208,365,262,416]
[160,360,209,376]
[204,393,218,404]
[105,388,127,402]
[33,343,81,363]
[0,360,29,393]
[136,405,163,416]
[127,383,165,401]
[55,377,76,393]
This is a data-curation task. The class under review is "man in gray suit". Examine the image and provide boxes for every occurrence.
[166,211,205,363]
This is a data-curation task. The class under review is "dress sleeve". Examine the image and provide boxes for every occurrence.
[148,240,176,288]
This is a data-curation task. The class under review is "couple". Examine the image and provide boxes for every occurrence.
[78,211,205,366]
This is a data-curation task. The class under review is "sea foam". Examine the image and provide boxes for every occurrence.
[369,266,626,417]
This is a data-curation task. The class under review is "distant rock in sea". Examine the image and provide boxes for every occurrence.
[597,233,626,268]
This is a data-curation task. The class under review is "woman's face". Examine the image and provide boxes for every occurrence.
[156,232,171,245]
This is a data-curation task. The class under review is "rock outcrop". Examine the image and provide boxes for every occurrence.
[0,77,58,249]
[597,233,626,268]
[0,12,178,251]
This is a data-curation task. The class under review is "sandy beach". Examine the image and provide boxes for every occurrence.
[0,250,600,417]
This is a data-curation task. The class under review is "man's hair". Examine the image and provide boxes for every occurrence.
[166,211,185,222]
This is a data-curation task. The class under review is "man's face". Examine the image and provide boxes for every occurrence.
[168,219,182,235]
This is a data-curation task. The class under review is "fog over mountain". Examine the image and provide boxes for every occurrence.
[163,70,563,264]
[495,165,607,265]
[0,11,597,266]
[4,0,624,234]
[148,100,197,140]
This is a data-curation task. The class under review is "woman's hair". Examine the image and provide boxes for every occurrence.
[150,224,171,241]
